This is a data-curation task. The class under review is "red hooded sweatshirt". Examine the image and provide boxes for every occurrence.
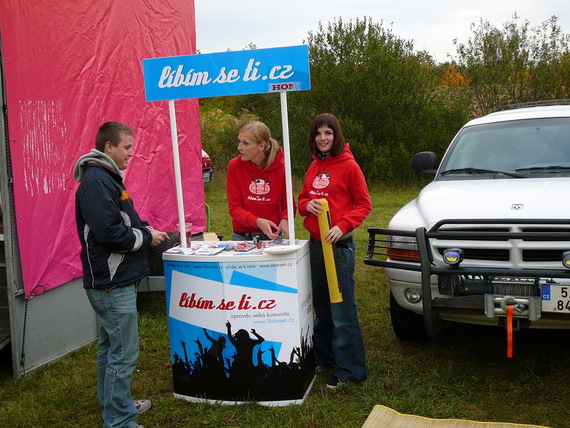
[227,148,295,233]
[298,144,372,240]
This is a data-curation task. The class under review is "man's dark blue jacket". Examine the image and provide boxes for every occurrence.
[74,150,152,290]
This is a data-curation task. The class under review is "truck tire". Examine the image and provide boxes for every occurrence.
[148,232,180,276]
[390,291,428,341]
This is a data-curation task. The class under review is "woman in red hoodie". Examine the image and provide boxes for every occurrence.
[298,113,372,389]
[227,121,294,241]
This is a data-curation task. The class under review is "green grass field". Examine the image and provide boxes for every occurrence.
[1,175,570,427]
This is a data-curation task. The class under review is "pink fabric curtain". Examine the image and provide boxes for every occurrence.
[0,0,205,297]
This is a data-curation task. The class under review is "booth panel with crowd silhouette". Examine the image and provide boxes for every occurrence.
[163,242,315,405]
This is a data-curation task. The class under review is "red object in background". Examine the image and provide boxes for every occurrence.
[202,149,213,183]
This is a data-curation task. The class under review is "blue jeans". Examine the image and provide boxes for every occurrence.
[310,239,367,382]
[86,285,140,428]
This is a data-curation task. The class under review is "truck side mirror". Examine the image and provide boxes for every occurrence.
[412,151,439,175]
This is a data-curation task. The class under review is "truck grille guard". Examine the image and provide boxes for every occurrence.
[365,219,570,336]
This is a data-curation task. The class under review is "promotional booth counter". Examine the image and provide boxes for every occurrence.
[146,44,314,406]
[163,240,315,406]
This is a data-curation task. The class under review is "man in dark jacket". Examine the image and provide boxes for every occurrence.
[74,121,168,428]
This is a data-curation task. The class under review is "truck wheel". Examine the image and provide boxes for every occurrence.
[148,232,180,276]
[390,291,428,341]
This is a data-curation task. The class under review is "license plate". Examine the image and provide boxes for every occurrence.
[541,284,570,312]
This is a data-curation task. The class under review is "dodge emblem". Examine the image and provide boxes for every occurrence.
[511,204,524,210]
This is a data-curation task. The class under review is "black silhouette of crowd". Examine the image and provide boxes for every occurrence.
[171,322,315,402]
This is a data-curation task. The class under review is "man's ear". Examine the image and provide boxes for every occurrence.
[104,141,112,154]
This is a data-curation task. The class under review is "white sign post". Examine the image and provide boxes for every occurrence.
[168,99,188,247]
[280,91,295,244]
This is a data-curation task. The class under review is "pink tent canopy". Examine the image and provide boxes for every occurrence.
[0,0,205,297]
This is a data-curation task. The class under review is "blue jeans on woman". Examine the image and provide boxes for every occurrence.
[86,285,140,428]
[310,239,367,382]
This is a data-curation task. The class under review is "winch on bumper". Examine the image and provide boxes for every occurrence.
[365,219,570,338]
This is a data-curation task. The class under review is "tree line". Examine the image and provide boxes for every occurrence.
[200,14,570,185]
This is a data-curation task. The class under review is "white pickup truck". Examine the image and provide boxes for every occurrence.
[365,100,570,340]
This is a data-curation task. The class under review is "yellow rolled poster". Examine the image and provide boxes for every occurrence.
[316,198,343,303]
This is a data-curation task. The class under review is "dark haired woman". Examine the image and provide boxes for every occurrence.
[298,113,372,388]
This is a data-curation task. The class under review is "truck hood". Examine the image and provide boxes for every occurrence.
[407,178,570,229]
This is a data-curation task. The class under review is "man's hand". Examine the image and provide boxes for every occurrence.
[150,229,169,246]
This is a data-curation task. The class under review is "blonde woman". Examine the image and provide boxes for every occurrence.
[227,121,295,241]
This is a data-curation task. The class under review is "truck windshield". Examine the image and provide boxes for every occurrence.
[439,118,570,179]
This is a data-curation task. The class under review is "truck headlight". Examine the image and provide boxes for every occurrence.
[405,288,422,303]
[563,251,570,269]
[386,235,420,262]
[443,248,464,266]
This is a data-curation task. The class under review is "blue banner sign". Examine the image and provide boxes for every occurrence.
[143,45,310,101]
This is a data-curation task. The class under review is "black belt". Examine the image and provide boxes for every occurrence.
[233,231,271,241]
[310,236,353,248]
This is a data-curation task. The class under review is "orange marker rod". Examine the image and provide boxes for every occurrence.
[507,305,514,358]
[316,198,343,303]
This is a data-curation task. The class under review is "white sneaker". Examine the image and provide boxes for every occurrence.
[134,399,152,414]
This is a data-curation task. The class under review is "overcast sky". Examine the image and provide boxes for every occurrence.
[195,0,570,63]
